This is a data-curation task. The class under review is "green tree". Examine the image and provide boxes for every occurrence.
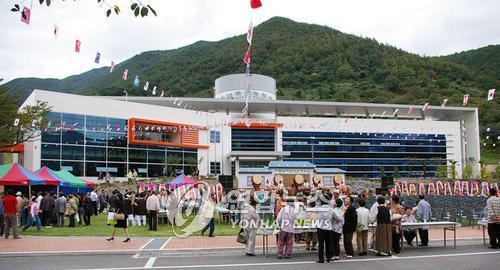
[0,90,51,148]
[449,160,457,180]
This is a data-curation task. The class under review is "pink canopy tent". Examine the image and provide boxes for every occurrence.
[168,174,196,189]
[0,163,45,186]
[34,166,64,186]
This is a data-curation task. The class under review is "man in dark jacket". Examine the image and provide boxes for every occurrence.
[40,192,55,227]
[342,196,357,258]
[133,194,147,226]
[83,193,93,226]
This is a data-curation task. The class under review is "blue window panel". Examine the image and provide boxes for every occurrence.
[86,115,108,132]
[85,131,107,146]
[210,130,221,143]
[107,118,128,133]
[61,113,85,131]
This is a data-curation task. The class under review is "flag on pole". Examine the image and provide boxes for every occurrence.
[243,46,251,66]
[53,25,58,38]
[13,118,20,127]
[441,99,448,107]
[133,75,140,86]
[94,52,101,64]
[152,86,157,95]
[110,61,115,73]
[486,127,491,132]
[75,40,81,53]
[247,22,253,45]
[488,89,495,101]
[21,7,31,25]
[143,81,149,91]
[463,94,469,106]
[122,69,128,80]
[422,103,429,112]
[392,109,399,116]
[408,106,413,114]
[250,0,262,9]
[160,90,164,97]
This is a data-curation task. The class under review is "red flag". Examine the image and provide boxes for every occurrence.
[122,69,128,80]
[243,46,251,66]
[487,88,495,101]
[250,0,262,9]
[407,106,413,114]
[21,7,31,25]
[75,40,81,53]
[463,94,469,106]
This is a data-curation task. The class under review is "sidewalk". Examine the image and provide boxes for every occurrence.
[0,226,485,255]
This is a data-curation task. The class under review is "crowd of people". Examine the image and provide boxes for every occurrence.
[236,186,499,261]
[0,183,498,259]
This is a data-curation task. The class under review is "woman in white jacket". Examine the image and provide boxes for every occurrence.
[242,196,260,256]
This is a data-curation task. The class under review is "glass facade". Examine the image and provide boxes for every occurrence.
[232,128,275,151]
[282,131,448,178]
[40,112,197,178]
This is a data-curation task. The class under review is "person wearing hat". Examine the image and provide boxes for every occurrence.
[315,192,334,263]
[276,197,296,259]
[16,191,23,227]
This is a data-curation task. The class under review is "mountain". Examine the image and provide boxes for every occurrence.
[2,17,499,147]
[439,45,500,81]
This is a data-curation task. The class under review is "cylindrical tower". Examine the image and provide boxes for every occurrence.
[214,74,276,100]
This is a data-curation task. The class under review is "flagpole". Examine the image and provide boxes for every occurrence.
[124,90,128,102]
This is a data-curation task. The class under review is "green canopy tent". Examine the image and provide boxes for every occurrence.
[54,169,89,193]
[0,163,13,178]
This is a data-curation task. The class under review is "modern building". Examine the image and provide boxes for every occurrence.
[20,74,480,188]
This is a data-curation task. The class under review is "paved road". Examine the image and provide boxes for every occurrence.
[0,241,497,270]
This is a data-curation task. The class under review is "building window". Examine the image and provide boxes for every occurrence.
[210,130,220,143]
[210,162,221,175]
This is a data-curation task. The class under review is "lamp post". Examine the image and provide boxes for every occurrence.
[124,90,128,102]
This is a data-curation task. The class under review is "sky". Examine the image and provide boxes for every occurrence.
[0,0,499,82]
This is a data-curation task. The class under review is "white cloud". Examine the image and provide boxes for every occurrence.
[0,0,499,82]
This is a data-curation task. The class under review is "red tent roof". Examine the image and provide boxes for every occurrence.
[34,167,64,186]
[0,163,45,186]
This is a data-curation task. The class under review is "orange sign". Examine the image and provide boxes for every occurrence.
[128,118,208,149]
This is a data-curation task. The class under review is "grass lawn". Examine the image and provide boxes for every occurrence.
[19,213,240,237]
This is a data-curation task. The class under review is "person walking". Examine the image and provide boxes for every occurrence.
[22,197,41,232]
[66,195,78,227]
[486,188,499,249]
[127,170,133,185]
[356,198,369,256]
[343,196,357,258]
[200,194,216,237]
[242,196,259,256]
[315,192,333,263]
[3,189,20,239]
[55,192,67,227]
[106,192,131,242]
[276,197,296,259]
[98,190,107,214]
[416,195,432,246]
[146,191,160,231]
[375,196,392,256]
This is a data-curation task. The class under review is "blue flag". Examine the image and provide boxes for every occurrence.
[133,75,140,87]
